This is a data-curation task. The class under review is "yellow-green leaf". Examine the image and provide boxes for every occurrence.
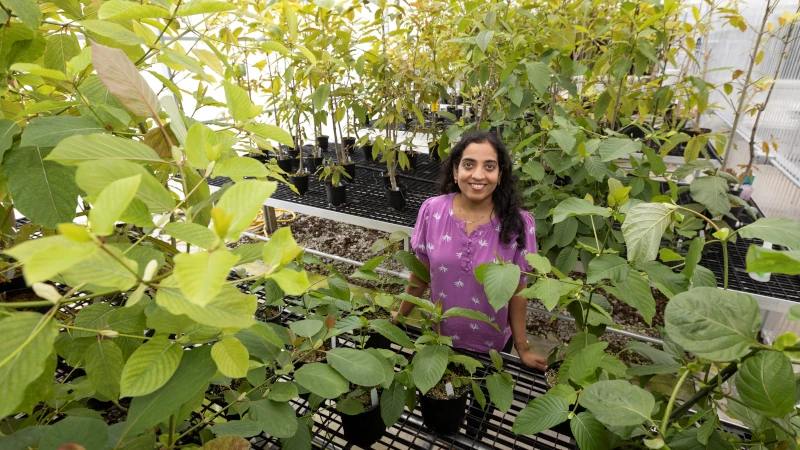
[10,63,67,80]
[174,250,241,306]
[89,175,141,236]
[211,337,250,378]
[156,279,256,330]
[85,340,124,401]
[120,337,183,397]
[215,180,277,240]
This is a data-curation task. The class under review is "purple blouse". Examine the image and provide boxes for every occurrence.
[410,193,538,353]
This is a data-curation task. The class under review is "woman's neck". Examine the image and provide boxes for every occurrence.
[456,192,493,214]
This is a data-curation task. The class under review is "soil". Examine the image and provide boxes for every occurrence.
[298,339,332,364]
[362,308,392,321]
[254,303,281,321]
[425,364,471,400]
[341,384,382,409]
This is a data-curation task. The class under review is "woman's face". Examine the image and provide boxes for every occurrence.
[453,141,500,204]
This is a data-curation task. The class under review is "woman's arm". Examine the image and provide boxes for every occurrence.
[509,283,546,371]
[393,261,430,324]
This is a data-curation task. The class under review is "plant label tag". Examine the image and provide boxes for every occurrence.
[445,382,455,398]
[331,336,337,348]
[371,388,379,407]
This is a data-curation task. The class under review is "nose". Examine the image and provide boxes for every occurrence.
[472,166,486,180]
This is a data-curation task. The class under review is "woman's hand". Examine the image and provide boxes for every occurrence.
[518,349,547,371]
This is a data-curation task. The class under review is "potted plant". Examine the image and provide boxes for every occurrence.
[316,158,351,207]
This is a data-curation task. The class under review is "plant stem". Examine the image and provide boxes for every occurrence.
[674,205,720,232]
[660,368,691,435]
[168,415,175,448]
[722,241,729,290]
[0,289,120,309]
[669,360,743,420]
[60,324,149,340]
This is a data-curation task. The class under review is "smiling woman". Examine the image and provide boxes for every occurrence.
[394,131,545,370]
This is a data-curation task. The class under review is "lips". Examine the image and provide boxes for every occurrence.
[469,183,487,191]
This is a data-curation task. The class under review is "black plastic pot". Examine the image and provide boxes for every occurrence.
[384,184,408,211]
[276,158,293,174]
[429,142,441,162]
[343,137,357,154]
[305,157,323,173]
[420,391,468,434]
[255,304,283,324]
[362,142,375,161]
[724,206,746,229]
[340,403,385,446]
[456,94,464,105]
[317,135,330,151]
[288,149,300,161]
[363,331,392,350]
[343,163,356,182]
[325,184,346,207]
[382,174,392,187]
[289,174,309,196]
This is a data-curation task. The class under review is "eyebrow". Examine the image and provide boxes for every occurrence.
[461,158,498,164]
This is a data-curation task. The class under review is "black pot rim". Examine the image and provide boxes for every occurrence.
[384,183,408,192]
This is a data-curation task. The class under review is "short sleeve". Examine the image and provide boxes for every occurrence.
[410,198,433,263]
[513,210,538,284]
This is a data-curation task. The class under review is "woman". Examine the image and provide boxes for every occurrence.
[395,130,546,370]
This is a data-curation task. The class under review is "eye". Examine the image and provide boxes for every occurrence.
[463,162,473,168]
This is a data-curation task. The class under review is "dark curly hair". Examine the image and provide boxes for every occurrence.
[438,131,526,247]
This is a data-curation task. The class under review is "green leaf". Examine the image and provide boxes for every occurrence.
[163,222,217,249]
[664,287,761,360]
[486,373,514,413]
[3,146,77,228]
[91,42,161,120]
[211,337,250,378]
[671,160,714,181]
[604,272,656,325]
[210,419,263,438]
[327,348,386,386]
[525,253,551,274]
[215,180,277,240]
[579,380,655,427]
[61,244,139,291]
[248,399,298,438]
[0,313,58,418]
[411,344,451,395]
[157,280,256,330]
[201,435,250,450]
[39,417,108,450]
[80,20,145,46]
[381,381,406,427]
[370,319,414,349]
[476,30,494,53]
[642,146,666,176]
[746,246,800,276]
[243,123,293,148]
[21,116,106,148]
[3,0,41,30]
[735,351,796,418]
[691,265,717,288]
[512,395,570,434]
[518,278,561,311]
[224,81,259,122]
[268,381,298,402]
[738,217,800,250]
[555,246,579,274]
[681,237,705,280]
[393,251,430,284]
[270,268,310,296]
[526,61,550,95]
[621,202,676,263]
[599,138,642,162]
[89,175,141,236]
[294,363,350,399]
[76,160,175,213]
[289,319,324,338]
[626,364,681,377]
[184,122,218,171]
[683,135,708,163]
[0,119,21,163]
[262,226,303,268]
[585,156,613,181]
[626,342,677,365]
[120,337,183,397]
[123,346,216,437]
[231,242,266,265]
[174,250,240,307]
[85,340,124,401]
[176,0,237,16]
[553,198,611,223]
[570,412,609,450]
[637,261,689,298]
[311,84,331,112]
[98,0,170,19]
[337,397,365,415]
[690,176,730,217]
[587,254,630,283]
[568,342,608,386]
[214,157,269,182]
[483,263,521,311]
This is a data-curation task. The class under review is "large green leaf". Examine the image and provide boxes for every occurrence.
[3,146,77,228]
[98,0,170,19]
[599,138,642,162]
[483,262,521,311]
[209,419,263,438]
[39,417,108,450]
[270,268,310,296]
[21,116,106,148]
[735,351,795,418]
[89,175,141,236]
[690,176,730,217]
[92,42,161,119]
[223,81,260,122]
[393,250,430,284]
[518,278,561,311]
[369,319,414,349]
[80,20,145,46]
[553,217,578,247]
[570,412,609,450]
[248,399,298,438]
[294,363,350,399]
[85,340,124,401]
[526,61,550,95]
[123,347,216,438]
[211,337,250,378]
[381,382,406,427]
[637,261,689,298]
[311,84,331,112]
[174,249,241,306]
[512,395,570,434]
[738,217,800,250]
[326,348,386,387]
[176,0,237,16]
[626,342,677,365]
[411,344,450,395]
[235,322,283,363]
[568,342,608,386]
[120,337,183,397]
[552,198,611,223]
[48,133,164,165]
[215,180,277,240]
[184,122,218,171]
[579,380,655,427]
[262,227,303,268]
[3,0,41,30]
[0,312,59,418]
[0,119,20,163]
[213,157,269,182]
[76,160,175,212]
[201,435,251,450]
[289,319,323,338]
[163,222,217,249]
[587,254,630,283]
[60,244,138,291]
[604,272,656,325]
[621,202,676,263]
[243,123,294,148]
[476,30,494,53]
[486,372,514,413]
[156,279,256,330]
[664,288,761,361]
[746,246,800,275]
